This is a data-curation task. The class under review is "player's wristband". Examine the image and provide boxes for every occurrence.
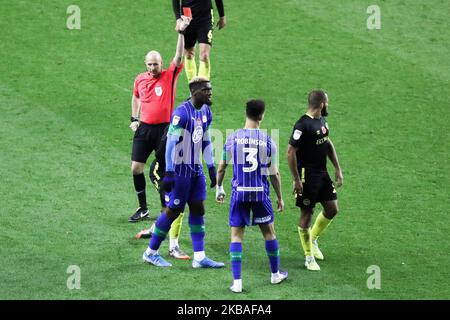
[130,116,139,122]
[178,30,186,35]
[216,185,225,194]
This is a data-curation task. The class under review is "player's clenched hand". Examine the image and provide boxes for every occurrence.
[175,18,183,32]
[335,169,343,188]
[176,16,192,32]
[276,198,285,212]
[217,16,227,30]
[130,121,139,132]
[293,179,303,196]
[216,185,226,204]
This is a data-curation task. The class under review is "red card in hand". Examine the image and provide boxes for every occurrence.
[182,7,192,19]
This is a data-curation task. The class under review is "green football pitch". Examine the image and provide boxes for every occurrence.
[1,0,449,300]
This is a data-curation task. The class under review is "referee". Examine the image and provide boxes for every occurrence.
[128,16,191,223]
[173,0,226,81]
[287,90,344,271]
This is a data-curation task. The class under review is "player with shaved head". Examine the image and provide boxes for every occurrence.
[128,16,191,225]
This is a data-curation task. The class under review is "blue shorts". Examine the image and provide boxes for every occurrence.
[229,193,274,227]
[165,175,207,211]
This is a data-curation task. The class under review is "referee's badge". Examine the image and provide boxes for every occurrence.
[293,129,302,140]
[155,86,162,96]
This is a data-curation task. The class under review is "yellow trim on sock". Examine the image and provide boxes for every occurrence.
[184,57,197,82]
[169,212,184,240]
[298,227,312,256]
[311,211,332,241]
[198,59,210,80]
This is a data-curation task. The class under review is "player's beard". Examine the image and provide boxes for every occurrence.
[321,106,328,117]
[204,95,212,106]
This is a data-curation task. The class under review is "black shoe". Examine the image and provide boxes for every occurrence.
[128,207,149,223]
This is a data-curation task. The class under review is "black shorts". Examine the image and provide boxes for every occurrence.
[131,122,169,163]
[149,159,166,208]
[184,21,213,48]
[296,168,337,209]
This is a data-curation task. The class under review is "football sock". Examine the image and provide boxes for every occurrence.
[189,214,205,260]
[149,211,176,252]
[230,242,242,280]
[265,239,280,273]
[311,211,332,241]
[169,238,179,250]
[169,212,184,246]
[198,59,210,80]
[298,227,312,257]
[184,56,197,82]
[133,173,147,209]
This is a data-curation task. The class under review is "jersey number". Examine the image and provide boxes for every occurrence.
[243,147,258,173]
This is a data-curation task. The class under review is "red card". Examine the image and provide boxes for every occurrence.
[182,7,192,19]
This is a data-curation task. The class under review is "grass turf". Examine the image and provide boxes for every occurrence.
[0,0,449,299]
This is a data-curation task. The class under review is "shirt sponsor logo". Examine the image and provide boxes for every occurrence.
[192,126,204,144]
[172,115,180,125]
[316,136,329,145]
[293,129,302,140]
[155,86,162,96]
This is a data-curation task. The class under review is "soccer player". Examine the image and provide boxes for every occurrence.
[287,90,344,271]
[134,126,190,260]
[128,16,191,223]
[142,77,224,268]
[173,0,226,81]
[216,99,288,293]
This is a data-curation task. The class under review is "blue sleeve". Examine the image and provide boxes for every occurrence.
[167,107,187,137]
[166,107,186,172]
[221,134,233,163]
[268,136,278,165]
[165,136,177,172]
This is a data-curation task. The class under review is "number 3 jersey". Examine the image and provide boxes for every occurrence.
[223,129,277,202]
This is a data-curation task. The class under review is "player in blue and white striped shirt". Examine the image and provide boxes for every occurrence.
[216,99,288,293]
[142,77,224,269]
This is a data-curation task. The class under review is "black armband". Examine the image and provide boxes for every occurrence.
[130,116,139,122]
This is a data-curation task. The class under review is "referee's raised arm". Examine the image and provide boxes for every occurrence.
[172,15,191,66]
